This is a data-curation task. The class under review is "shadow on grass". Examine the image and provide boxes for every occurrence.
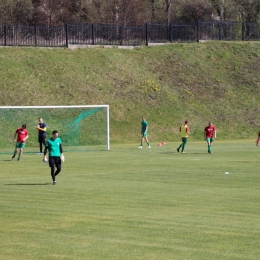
[5,183,51,186]
[159,152,204,154]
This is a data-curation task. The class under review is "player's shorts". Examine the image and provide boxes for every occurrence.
[15,142,26,149]
[48,156,61,168]
[182,137,188,144]
[206,137,214,143]
[142,132,148,138]
[38,135,46,143]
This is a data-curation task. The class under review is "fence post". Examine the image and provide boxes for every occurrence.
[197,21,200,42]
[65,24,69,47]
[4,25,7,46]
[35,25,37,47]
[169,24,172,42]
[242,22,245,41]
[145,23,149,46]
[219,22,223,40]
[120,26,122,45]
[92,24,95,45]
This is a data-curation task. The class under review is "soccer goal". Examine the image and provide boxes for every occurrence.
[0,105,110,154]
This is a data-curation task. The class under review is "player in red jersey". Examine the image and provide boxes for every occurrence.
[204,122,216,154]
[12,124,29,161]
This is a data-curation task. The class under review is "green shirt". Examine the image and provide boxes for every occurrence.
[46,137,62,157]
[141,120,148,134]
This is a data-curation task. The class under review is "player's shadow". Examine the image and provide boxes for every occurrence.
[5,183,51,186]
[159,152,203,154]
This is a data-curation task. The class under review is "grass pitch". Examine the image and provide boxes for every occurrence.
[1,43,260,142]
[0,141,260,260]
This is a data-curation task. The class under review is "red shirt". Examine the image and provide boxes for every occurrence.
[16,128,28,143]
[258,132,260,137]
[204,125,216,138]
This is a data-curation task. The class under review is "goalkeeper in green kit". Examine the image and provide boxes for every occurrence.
[138,116,151,148]
[43,130,65,185]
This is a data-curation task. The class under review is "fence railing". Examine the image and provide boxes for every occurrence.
[0,22,260,48]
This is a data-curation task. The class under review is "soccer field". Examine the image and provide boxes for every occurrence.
[0,141,260,260]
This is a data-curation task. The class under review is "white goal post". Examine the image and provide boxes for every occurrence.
[0,105,110,153]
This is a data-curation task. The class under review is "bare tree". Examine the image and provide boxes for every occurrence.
[234,0,260,22]
[179,0,214,23]
[165,0,172,25]
[150,0,156,22]
[209,0,238,21]
[90,0,148,25]
[1,0,260,26]
[0,0,33,24]
[32,0,87,26]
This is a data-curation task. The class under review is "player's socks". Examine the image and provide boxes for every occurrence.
[12,154,15,160]
[17,157,20,161]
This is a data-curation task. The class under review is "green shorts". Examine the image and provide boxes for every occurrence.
[182,137,188,144]
[15,142,26,149]
[142,132,148,138]
[206,137,214,143]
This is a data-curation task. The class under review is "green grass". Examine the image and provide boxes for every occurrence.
[1,42,260,143]
[1,141,260,259]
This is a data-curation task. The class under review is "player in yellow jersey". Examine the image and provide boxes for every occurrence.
[177,120,190,154]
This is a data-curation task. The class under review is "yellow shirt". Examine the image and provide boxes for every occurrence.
[180,124,189,138]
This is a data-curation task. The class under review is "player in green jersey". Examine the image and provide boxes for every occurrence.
[138,116,151,148]
[43,130,65,185]
[177,120,190,154]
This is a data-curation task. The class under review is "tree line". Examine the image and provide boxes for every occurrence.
[1,0,260,26]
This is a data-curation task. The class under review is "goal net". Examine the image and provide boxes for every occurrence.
[0,105,110,154]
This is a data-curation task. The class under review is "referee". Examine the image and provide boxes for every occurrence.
[37,117,47,154]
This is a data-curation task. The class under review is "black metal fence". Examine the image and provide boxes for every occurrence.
[0,21,260,48]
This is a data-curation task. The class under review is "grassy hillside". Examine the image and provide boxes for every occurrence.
[0,42,260,143]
